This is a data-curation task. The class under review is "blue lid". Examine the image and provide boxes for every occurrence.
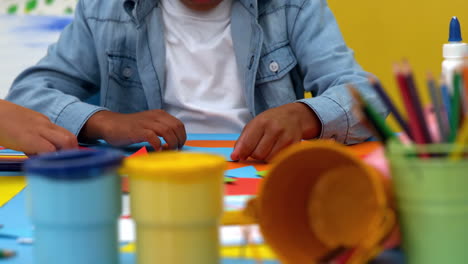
[449,16,463,42]
[24,149,124,180]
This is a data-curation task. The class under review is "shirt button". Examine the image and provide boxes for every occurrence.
[269,61,279,73]
[122,67,133,79]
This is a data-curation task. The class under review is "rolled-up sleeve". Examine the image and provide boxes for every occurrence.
[290,0,388,144]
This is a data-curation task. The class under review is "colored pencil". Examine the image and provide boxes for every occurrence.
[463,60,468,115]
[450,118,468,160]
[401,61,432,143]
[449,71,463,142]
[427,73,449,142]
[393,63,425,144]
[440,79,452,140]
[349,86,397,143]
[368,75,413,140]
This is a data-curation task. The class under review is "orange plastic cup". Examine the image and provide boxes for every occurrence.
[245,140,396,264]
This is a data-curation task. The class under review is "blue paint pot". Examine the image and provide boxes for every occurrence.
[24,149,124,264]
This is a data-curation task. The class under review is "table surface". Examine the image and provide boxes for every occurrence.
[0,134,405,263]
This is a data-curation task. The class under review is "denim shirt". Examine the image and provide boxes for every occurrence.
[6,0,388,144]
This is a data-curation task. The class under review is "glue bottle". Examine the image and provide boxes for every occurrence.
[442,16,468,94]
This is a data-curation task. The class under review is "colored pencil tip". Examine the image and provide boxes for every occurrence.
[367,75,378,85]
[348,85,370,129]
[400,60,413,75]
[440,75,447,85]
[348,85,369,123]
[392,62,402,75]
[426,71,435,81]
[347,85,363,104]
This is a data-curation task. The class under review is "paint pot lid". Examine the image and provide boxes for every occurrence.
[24,149,124,180]
[123,151,225,182]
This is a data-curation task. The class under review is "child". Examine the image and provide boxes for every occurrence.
[0,100,77,155]
[7,0,387,161]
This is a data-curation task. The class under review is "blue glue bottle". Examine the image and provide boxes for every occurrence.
[442,16,468,94]
[24,149,124,264]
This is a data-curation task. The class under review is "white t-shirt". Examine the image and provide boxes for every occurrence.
[160,0,252,133]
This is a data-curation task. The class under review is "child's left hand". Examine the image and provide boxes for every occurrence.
[231,102,321,162]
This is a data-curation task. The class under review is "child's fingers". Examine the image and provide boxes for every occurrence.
[25,137,57,156]
[42,127,78,151]
[233,125,263,161]
[143,130,163,151]
[54,127,78,149]
[155,116,186,149]
[249,132,277,161]
[147,123,179,150]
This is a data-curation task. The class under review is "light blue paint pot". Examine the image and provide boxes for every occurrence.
[24,149,124,264]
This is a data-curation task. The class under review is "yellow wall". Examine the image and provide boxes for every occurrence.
[328,0,468,130]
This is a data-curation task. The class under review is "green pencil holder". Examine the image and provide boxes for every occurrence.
[387,140,468,264]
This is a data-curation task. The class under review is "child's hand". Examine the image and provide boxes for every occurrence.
[80,110,186,150]
[231,102,321,162]
[0,100,78,155]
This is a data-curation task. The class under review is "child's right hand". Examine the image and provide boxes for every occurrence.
[0,100,78,155]
[80,110,186,150]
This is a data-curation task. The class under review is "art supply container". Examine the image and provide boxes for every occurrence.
[244,141,396,264]
[124,152,225,264]
[387,141,468,264]
[24,149,124,264]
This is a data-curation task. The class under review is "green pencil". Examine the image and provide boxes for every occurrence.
[449,71,462,142]
[349,86,397,143]
[0,249,16,259]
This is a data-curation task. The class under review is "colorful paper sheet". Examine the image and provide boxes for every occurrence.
[225,166,259,179]
[182,146,234,161]
[224,177,236,183]
[185,140,236,148]
[186,134,239,141]
[226,178,261,196]
[0,176,26,207]
[128,146,148,157]
[348,141,382,158]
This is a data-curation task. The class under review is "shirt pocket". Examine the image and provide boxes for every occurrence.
[106,52,148,113]
[254,43,299,111]
[108,52,142,86]
[256,43,297,85]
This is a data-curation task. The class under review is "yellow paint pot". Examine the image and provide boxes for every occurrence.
[123,152,226,264]
[246,140,396,264]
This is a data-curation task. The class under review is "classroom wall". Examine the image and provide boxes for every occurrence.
[328,0,468,129]
[0,0,76,15]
